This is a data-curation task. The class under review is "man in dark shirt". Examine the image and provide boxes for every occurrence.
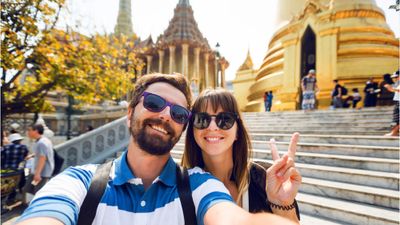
[1,133,29,170]
[1,133,29,205]
[332,80,343,108]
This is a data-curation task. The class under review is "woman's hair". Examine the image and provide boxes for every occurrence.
[181,88,252,203]
[383,73,394,85]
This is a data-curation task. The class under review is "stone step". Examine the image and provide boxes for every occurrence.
[248,127,387,135]
[249,133,399,147]
[300,213,350,225]
[243,107,393,116]
[250,140,399,159]
[170,153,399,190]
[245,121,392,128]
[297,193,399,225]
[173,146,399,173]
[301,177,399,209]
[243,112,393,120]
[247,124,390,135]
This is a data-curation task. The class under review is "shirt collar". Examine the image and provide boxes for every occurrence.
[112,151,177,187]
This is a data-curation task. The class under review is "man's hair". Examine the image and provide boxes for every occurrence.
[182,88,251,203]
[333,79,338,83]
[129,73,192,110]
[30,124,44,135]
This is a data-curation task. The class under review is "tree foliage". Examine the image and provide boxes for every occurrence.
[1,0,143,117]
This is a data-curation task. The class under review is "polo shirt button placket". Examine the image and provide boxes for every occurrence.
[140,200,146,207]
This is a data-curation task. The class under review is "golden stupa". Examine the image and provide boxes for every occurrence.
[242,0,399,112]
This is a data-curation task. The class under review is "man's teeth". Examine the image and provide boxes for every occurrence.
[151,125,168,134]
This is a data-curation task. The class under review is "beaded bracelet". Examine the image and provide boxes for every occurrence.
[269,201,296,211]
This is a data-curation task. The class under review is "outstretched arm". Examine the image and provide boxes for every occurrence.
[16,217,62,225]
[204,201,298,225]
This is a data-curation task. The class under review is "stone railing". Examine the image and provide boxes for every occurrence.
[55,116,129,170]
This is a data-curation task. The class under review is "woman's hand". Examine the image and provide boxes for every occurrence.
[266,133,302,206]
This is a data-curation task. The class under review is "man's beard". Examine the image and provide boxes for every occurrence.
[130,116,181,155]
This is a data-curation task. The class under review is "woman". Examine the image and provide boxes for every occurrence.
[384,70,400,136]
[378,73,395,106]
[182,89,301,222]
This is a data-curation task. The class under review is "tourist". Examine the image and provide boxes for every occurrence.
[16,73,297,225]
[301,69,319,110]
[182,88,301,223]
[384,70,400,136]
[363,78,379,107]
[23,124,54,202]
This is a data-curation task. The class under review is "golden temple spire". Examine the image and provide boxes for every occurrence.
[238,50,254,71]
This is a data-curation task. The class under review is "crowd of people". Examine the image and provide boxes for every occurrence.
[1,124,55,213]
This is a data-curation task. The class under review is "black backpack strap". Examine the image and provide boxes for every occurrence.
[176,164,197,225]
[77,160,113,225]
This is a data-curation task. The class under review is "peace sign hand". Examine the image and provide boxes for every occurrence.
[266,133,302,206]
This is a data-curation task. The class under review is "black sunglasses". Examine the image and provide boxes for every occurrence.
[193,112,238,130]
[142,92,191,124]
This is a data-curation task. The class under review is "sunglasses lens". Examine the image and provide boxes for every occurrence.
[143,94,165,112]
[193,113,211,129]
[216,113,236,130]
[171,105,190,124]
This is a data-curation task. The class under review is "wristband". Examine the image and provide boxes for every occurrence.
[269,201,296,211]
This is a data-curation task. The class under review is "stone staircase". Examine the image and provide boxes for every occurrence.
[53,106,399,225]
[170,107,399,225]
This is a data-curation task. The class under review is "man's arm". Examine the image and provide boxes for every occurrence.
[16,217,63,225]
[204,202,298,225]
[34,155,46,183]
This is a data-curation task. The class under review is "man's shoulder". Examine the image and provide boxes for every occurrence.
[56,164,100,189]
[187,167,227,192]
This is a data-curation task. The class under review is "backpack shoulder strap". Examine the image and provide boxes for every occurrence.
[77,160,113,225]
[176,164,197,225]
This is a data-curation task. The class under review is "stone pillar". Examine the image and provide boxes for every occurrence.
[194,48,200,81]
[204,53,209,88]
[146,55,153,74]
[221,63,226,88]
[182,44,189,77]
[169,45,176,74]
[158,50,164,73]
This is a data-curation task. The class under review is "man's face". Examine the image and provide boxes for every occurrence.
[127,82,188,155]
[27,128,36,139]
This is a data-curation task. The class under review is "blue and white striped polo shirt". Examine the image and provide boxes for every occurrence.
[18,151,233,225]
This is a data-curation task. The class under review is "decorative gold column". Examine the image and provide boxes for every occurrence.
[169,45,176,74]
[220,63,226,88]
[182,44,189,77]
[146,55,153,74]
[204,53,209,88]
[194,48,200,81]
[158,50,164,73]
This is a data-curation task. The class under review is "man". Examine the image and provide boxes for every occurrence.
[301,69,319,110]
[363,77,379,107]
[331,80,343,108]
[1,133,28,170]
[24,124,54,197]
[16,74,296,225]
[1,132,29,204]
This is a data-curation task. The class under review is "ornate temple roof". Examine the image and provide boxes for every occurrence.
[238,50,254,71]
[156,0,210,49]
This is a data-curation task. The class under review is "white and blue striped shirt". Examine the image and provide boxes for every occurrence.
[18,151,233,225]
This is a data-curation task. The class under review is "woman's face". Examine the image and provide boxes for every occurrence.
[193,103,238,158]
